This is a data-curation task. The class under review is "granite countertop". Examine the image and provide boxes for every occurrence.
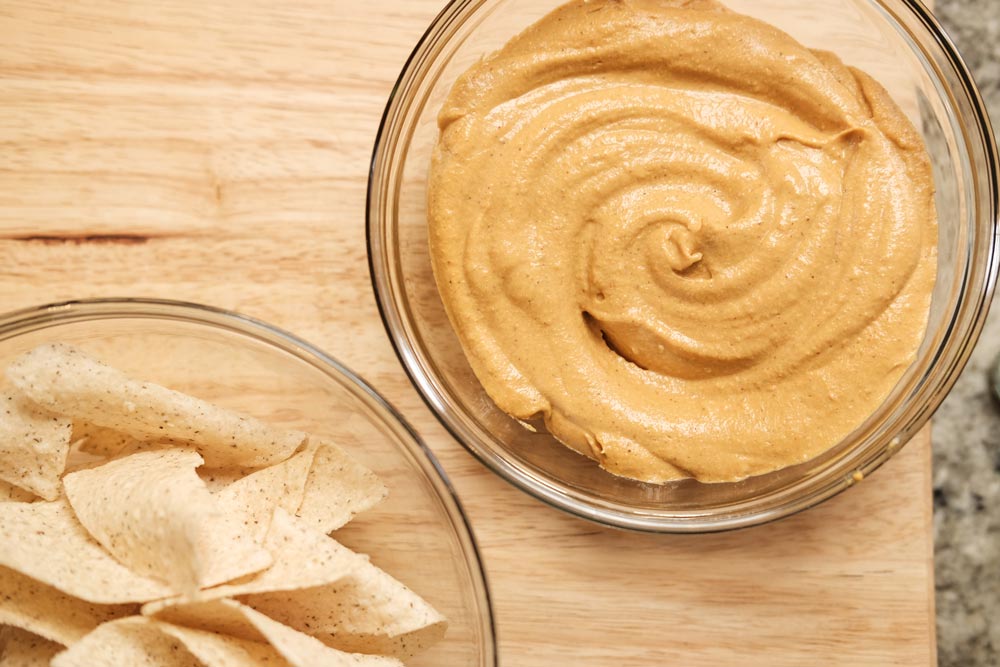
[932,1,1000,664]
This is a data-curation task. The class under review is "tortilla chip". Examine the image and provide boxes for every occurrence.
[144,510,445,659]
[6,344,305,467]
[246,561,447,658]
[198,466,253,492]
[213,449,317,544]
[160,618,402,667]
[61,435,116,476]
[152,600,401,667]
[144,597,265,645]
[50,617,200,667]
[63,449,272,594]
[210,438,385,543]
[0,627,62,666]
[0,481,34,504]
[154,622,285,667]
[142,508,361,618]
[229,603,404,667]
[66,432,171,473]
[0,392,71,501]
[0,499,171,603]
[0,566,134,646]
[68,421,133,458]
[295,440,387,534]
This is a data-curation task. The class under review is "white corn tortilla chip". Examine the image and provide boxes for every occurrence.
[0,392,71,501]
[0,627,62,666]
[7,344,305,467]
[152,600,401,667]
[0,499,171,603]
[66,432,173,473]
[0,480,34,504]
[213,448,317,544]
[63,449,272,594]
[153,622,284,667]
[210,438,385,543]
[144,598,267,645]
[295,439,387,534]
[68,421,133,458]
[50,617,200,667]
[246,562,447,658]
[144,510,445,658]
[229,603,404,667]
[0,566,134,646]
[62,434,117,476]
[161,618,402,667]
[199,466,254,492]
[142,508,362,618]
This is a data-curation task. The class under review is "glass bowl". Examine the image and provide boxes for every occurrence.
[367,0,999,532]
[0,298,497,666]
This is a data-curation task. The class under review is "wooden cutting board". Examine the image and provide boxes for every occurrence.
[0,1,936,664]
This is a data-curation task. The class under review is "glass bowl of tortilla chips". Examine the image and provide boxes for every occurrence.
[0,297,496,667]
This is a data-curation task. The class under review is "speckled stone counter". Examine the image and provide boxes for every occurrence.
[932,2,1000,664]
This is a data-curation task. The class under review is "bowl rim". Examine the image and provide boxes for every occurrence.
[366,0,1000,533]
[0,296,499,665]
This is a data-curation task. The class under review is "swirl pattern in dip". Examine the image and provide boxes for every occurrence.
[428,0,937,483]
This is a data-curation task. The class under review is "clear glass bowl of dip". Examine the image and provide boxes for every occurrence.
[367,0,999,532]
[0,298,497,666]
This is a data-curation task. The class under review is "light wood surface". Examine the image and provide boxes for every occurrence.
[0,1,936,665]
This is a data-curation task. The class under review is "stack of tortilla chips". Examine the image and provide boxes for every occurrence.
[0,343,446,666]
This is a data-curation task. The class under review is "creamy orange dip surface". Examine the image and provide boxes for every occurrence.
[428,0,937,483]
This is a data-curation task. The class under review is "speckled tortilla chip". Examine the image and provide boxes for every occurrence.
[198,466,253,492]
[0,499,171,603]
[153,622,286,667]
[210,439,385,542]
[62,432,123,476]
[295,440,387,534]
[214,449,318,544]
[6,344,305,467]
[143,598,268,645]
[0,566,134,647]
[50,617,200,667]
[226,602,404,667]
[160,618,403,667]
[63,449,272,594]
[152,600,401,667]
[142,508,362,617]
[246,558,447,658]
[0,480,35,503]
[0,627,63,666]
[0,392,71,501]
[144,510,445,659]
[68,421,133,458]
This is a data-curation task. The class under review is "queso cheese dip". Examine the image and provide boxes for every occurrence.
[428,0,937,483]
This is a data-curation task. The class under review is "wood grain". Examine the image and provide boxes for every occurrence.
[0,1,936,664]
